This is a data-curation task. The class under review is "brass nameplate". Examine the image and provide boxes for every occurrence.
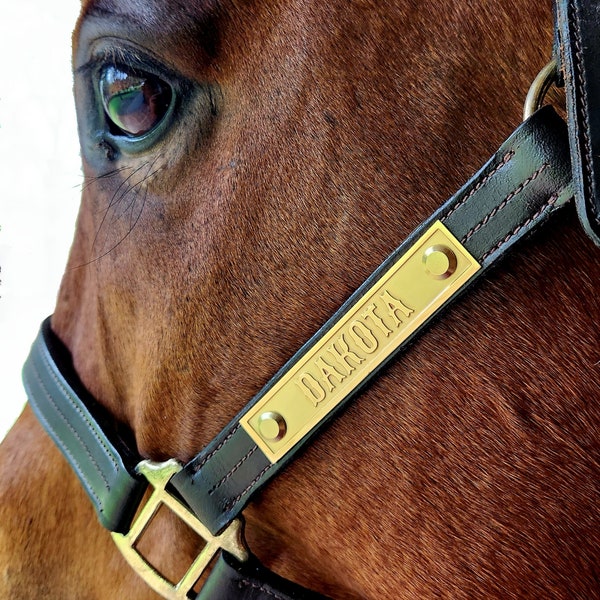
[240,221,480,463]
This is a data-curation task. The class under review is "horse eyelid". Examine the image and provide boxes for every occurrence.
[76,43,175,80]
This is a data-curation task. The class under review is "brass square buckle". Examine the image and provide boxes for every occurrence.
[112,459,249,599]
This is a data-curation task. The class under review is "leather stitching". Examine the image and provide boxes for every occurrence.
[238,580,287,599]
[27,361,106,509]
[208,446,257,495]
[193,423,241,472]
[444,150,514,220]
[479,193,559,262]
[569,0,600,224]
[461,163,549,243]
[40,344,120,474]
[35,352,112,491]
[27,395,104,511]
[224,464,273,511]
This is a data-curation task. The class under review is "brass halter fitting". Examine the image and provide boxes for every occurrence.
[111,459,249,599]
[523,59,558,120]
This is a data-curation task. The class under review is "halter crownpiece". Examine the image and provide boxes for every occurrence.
[555,0,600,245]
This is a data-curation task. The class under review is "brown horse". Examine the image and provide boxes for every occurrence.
[1,0,599,597]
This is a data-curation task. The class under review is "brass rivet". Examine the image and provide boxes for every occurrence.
[423,245,457,280]
[258,412,287,442]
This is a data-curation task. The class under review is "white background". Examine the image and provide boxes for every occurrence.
[0,1,82,441]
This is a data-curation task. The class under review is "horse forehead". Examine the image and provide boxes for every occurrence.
[79,0,220,39]
[82,0,209,19]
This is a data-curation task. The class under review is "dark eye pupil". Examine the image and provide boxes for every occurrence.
[100,66,172,137]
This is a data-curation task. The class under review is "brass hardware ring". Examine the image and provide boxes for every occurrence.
[523,59,557,120]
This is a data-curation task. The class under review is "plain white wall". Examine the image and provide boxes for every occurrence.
[0,1,82,440]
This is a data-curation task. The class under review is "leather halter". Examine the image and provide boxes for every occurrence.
[20,1,600,598]
[556,0,600,245]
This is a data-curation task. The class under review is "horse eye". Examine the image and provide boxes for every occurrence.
[99,65,173,138]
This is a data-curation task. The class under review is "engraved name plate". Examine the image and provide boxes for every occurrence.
[240,221,480,463]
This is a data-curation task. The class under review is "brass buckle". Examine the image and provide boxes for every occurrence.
[112,459,249,599]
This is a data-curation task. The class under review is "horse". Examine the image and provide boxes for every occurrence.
[1,0,599,597]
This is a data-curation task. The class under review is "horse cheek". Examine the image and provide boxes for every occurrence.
[0,407,152,599]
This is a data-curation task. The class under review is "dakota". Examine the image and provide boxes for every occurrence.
[295,288,414,407]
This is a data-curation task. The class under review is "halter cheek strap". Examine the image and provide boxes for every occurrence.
[555,0,600,245]
[23,106,573,599]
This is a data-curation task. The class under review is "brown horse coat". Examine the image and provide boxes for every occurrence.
[1,0,599,597]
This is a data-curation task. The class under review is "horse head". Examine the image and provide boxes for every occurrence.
[1,0,599,597]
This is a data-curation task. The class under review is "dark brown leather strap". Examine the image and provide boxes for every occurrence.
[555,0,600,245]
[199,553,330,600]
